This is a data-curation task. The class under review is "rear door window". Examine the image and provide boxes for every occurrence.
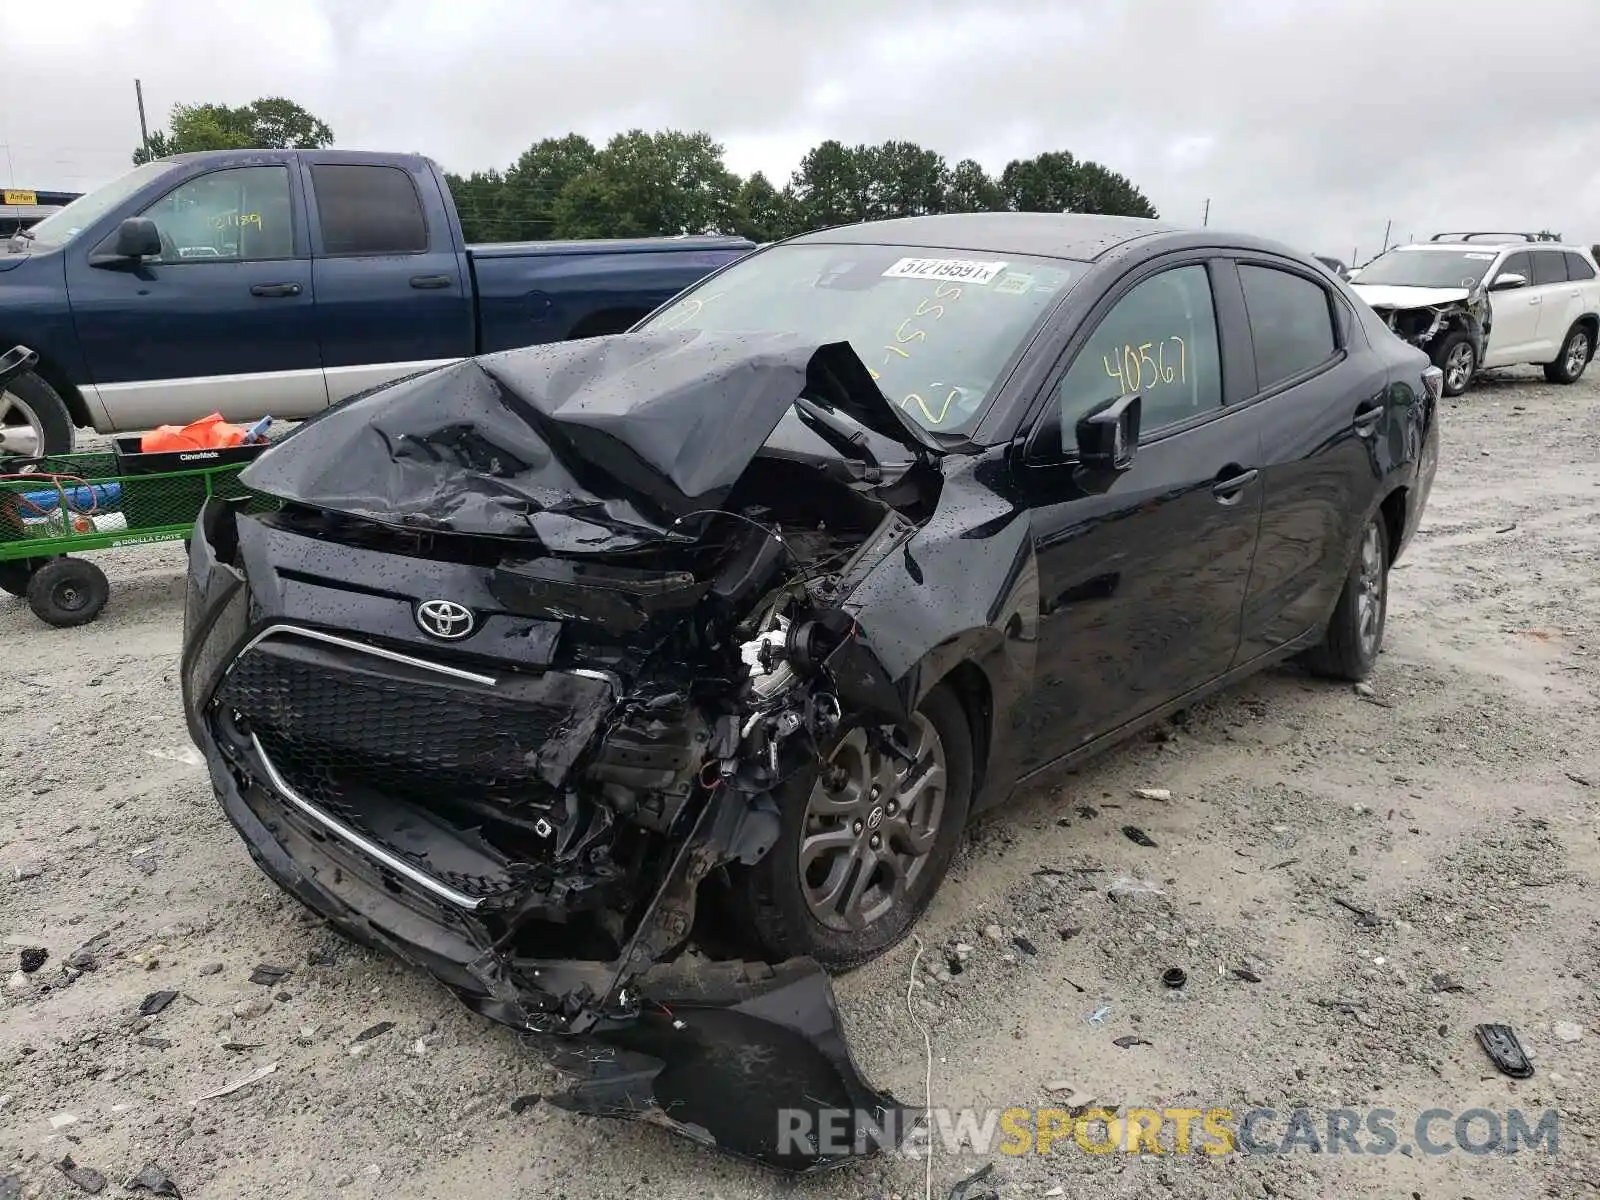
[1529,251,1568,286]
[310,165,428,256]
[1237,265,1337,391]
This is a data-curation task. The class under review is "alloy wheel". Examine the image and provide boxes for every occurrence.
[1566,332,1590,378]
[1445,343,1474,394]
[0,388,45,458]
[1356,521,1385,659]
[799,716,947,933]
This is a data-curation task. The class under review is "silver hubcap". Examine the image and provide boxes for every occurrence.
[800,716,946,932]
[1444,343,1474,392]
[1566,332,1589,377]
[0,389,45,457]
[1356,522,1385,658]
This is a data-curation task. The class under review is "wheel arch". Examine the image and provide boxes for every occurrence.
[0,342,94,429]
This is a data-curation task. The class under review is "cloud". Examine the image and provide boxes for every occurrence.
[4,0,1595,258]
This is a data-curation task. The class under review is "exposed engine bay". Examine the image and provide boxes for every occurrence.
[180,331,956,1169]
[1363,286,1490,366]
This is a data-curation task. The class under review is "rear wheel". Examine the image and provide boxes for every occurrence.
[1302,515,1388,681]
[26,557,109,627]
[726,684,973,970]
[1544,323,1593,384]
[1431,332,1476,397]
[0,371,75,458]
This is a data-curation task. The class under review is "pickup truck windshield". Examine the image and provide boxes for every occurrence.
[11,161,181,249]
[637,242,1080,434]
[1356,248,1498,289]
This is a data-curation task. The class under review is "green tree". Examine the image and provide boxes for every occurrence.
[501,134,597,241]
[788,140,873,230]
[444,168,516,243]
[999,150,1157,218]
[731,171,800,243]
[551,130,739,238]
[946,158,1003,213]
[860,141,950,220]
[133,97,334,164]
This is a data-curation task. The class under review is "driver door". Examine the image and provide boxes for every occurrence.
[63,158,325,430]
[1013,257,1264,771]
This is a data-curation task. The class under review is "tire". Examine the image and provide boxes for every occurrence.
[0,556,59,597]
[26,557,109,627]
[726,683,974,970]
[0,371,75,458]
[1543,323,1593,385]
[1430,332,1476,397]
[1302,515,1389,681]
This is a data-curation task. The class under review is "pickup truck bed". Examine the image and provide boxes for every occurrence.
[0,150,753,455]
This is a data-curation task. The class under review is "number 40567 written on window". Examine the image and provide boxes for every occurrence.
[1104,336,1187,396]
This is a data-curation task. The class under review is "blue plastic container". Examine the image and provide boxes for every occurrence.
[18,482,123,514]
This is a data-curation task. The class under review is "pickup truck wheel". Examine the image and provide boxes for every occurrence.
[0,372,74,458]
[1544,324,1593,384]
[724,684,973,971]
[1301,515,1388,682]
[1431,332,1476,397]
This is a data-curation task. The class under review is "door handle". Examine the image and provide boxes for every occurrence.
[409,274,452,290]
[1528,295,1542,305]
[1352,402,1384,435]
[250,282,302,298]
[1211,467,1258,504]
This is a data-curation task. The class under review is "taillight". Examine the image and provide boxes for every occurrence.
[1421,365,1444,404]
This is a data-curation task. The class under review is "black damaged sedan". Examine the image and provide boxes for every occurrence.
[181,213,1439,1168]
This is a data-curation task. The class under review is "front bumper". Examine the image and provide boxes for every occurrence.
[180,498,917,1170]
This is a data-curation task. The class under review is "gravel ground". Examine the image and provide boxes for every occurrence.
[2,365,1598,1199]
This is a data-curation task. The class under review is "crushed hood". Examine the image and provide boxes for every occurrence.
[1351,283,1472,310]
[241,329,936,551]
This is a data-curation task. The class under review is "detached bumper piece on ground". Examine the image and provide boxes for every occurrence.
[180,331,946,1170]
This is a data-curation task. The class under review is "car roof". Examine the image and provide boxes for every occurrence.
[1396,241,1570,253]
[786,212,1193,262]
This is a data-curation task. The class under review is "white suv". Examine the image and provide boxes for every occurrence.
[1349,234,1600,396]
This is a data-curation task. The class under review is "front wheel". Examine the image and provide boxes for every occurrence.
[1302,515,1389,681]
[725,684,973,970]
[1544,323,1593,384]
[1431,332,1476,397]
[1,371,75,458]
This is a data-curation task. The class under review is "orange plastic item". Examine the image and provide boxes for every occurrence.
[140,412,246,453]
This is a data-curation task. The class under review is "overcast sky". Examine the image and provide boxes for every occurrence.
[5,0,1597,260]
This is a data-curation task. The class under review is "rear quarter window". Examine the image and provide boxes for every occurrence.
[1564,252,1597,282]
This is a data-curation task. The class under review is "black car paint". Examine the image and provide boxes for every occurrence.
[180,213,1438,1170]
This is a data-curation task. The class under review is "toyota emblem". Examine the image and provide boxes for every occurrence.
[414,598,475,640]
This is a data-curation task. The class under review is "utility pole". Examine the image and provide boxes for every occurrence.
[135,79,151,160]
[1202,198,1210,227]
[1380,219,1392,253]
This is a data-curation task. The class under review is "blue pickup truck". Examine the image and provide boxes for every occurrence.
[0,150,754,455]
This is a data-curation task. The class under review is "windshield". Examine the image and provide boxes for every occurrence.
[10,161,181,249]
[636,242,1081,435]
[1354,248,1498,289]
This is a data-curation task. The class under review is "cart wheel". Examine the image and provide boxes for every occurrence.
[26,558,110,627]
[0,556,56,598]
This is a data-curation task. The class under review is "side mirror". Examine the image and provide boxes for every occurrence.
[1489,272,1527,292]
[1076,392,1141,471]
[90,218,161,268]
